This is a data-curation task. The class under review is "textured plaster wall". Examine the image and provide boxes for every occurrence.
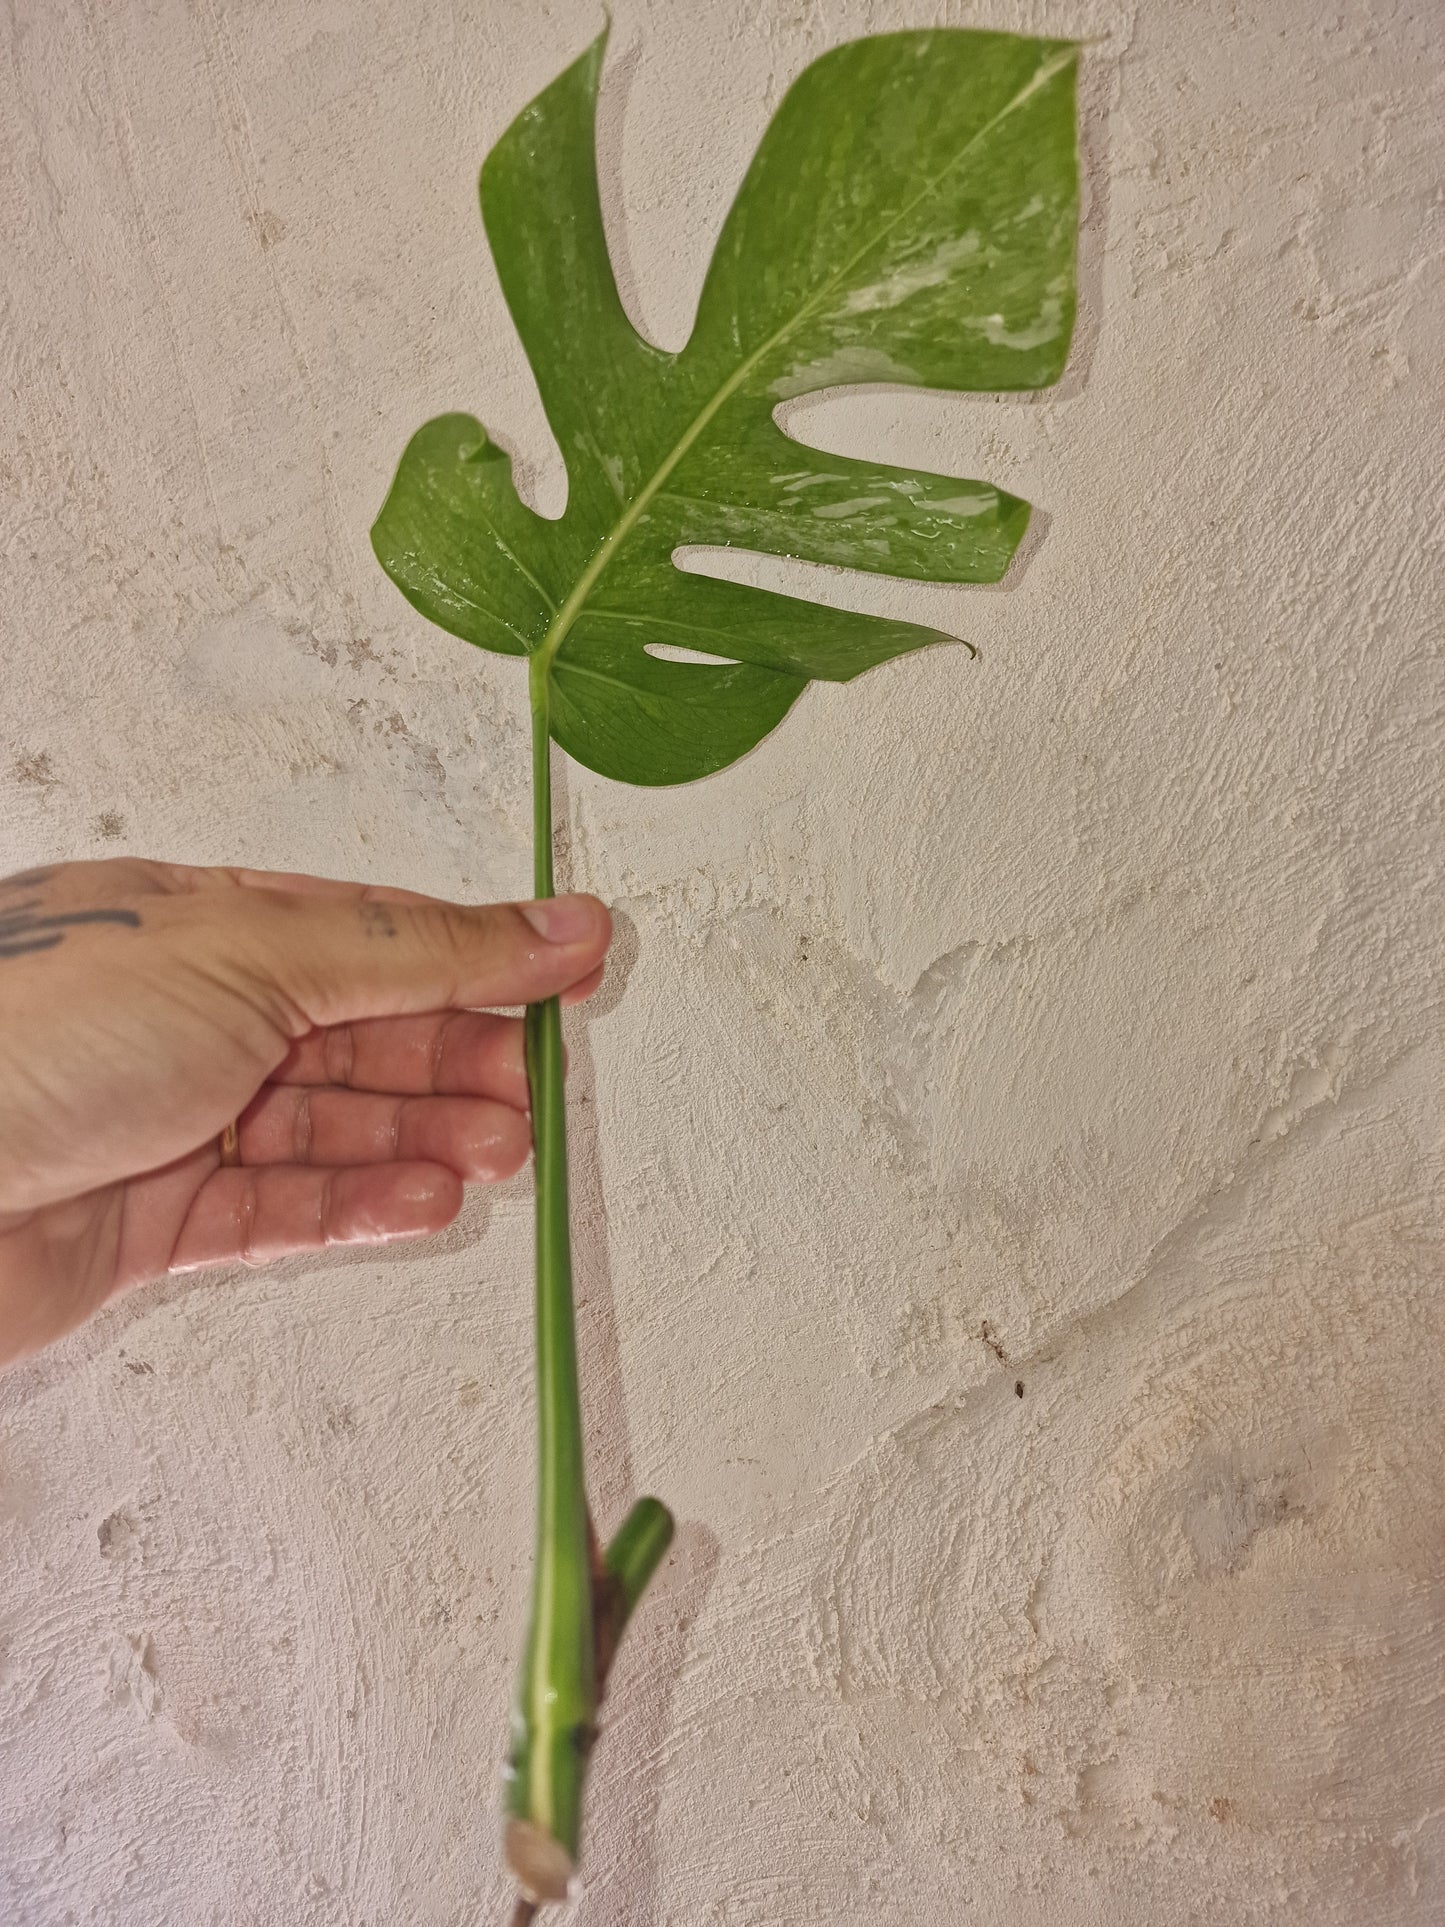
[2,0,1443,1921]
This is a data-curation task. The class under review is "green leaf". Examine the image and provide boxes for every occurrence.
[373,26,1079,786]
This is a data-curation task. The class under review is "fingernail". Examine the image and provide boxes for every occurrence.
[519,894,598,944]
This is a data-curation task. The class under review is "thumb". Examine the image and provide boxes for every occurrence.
[222,888,612,1030]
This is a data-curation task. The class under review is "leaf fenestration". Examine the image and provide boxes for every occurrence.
[373,26,1078,786]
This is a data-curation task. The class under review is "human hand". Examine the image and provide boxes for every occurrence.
[0,858,611,1368]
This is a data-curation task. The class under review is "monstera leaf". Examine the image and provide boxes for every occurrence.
[371,24,1079,1914]
[373,26,1078,786]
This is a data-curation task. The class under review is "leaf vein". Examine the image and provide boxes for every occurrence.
[536,43,1074,684]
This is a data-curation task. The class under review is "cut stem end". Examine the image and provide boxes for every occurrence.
[504,1820,576,1905]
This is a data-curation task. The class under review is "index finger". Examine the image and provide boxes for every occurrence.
[205,889,612,1033]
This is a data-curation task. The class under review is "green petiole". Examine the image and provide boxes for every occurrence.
[504,655,673,1909]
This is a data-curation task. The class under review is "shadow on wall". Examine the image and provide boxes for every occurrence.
[583,1516,721,1927]
[554,754,722,1916]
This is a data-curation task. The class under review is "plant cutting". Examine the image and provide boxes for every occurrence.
[372,22,1079,1914]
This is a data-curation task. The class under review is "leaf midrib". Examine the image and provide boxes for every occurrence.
[530,42,1075,689]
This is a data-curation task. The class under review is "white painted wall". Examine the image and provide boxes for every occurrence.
[3,1,1442,1920]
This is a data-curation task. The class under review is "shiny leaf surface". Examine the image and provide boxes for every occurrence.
[374,27,1079,785]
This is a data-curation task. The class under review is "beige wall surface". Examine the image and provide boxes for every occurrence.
[2,1,1442,1921]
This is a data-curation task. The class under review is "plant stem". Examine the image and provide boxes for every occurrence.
[504,1500,673,1927]
[529,652,556,902]
[504,656,596,1901]
[504,659,677,1911]
[602,1498,675,1625]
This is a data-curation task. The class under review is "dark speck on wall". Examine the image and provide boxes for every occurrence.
[15,751,60,790]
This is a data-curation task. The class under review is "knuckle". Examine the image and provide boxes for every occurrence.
[323,1023,356,1088]
[292,1090,315,1163]
[431,1009,470,1089]
[432,902,485,955]
[423,902,507,977]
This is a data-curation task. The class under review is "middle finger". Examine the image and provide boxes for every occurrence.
[271,1010,529,1106]
[237,1086,530,1181]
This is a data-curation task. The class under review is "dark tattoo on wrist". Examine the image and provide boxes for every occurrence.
[360,902,398,939]
[0,900,142,959]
